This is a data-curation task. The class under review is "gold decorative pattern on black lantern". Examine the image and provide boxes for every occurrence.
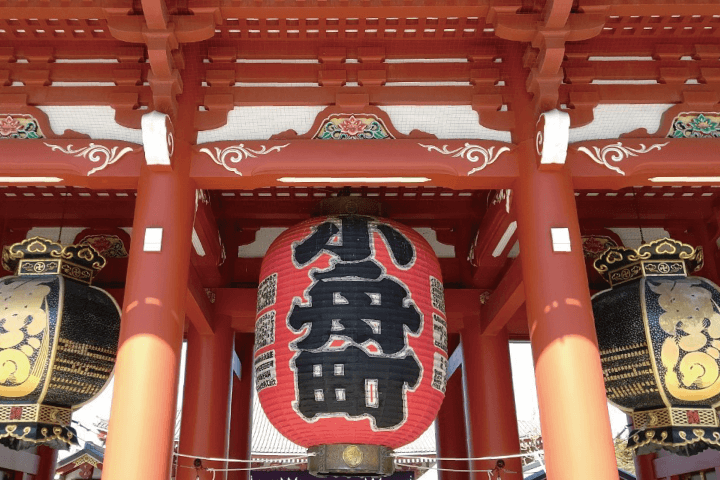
[2,237,107,285]
[0,237,120,451]
[592,238,720,456]
[594,238,703,287]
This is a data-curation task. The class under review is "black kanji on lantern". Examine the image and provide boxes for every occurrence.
[289,261,421,354]
[289,216,422,429]
[292,216,415,268]
[295,348,421,428]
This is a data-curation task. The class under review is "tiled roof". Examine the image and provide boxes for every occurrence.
[56,442,105,468]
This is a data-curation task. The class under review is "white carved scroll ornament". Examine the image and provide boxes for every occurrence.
[418,143,511,176]
[199,144,290,176]
[43,142,137,175]
[577,142,670,175]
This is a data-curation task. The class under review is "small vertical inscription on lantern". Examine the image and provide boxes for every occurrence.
[430,277,445,314]
[430,277,445,313]
[433,314,448,353]
[257,273,277,314]
[432,353,448,394]
[254,311,276,351]
[687,410,701,424]
[255,349,277,392]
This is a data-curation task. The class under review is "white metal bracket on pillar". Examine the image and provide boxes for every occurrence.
[141,111,175,171]
[535,109,570,170]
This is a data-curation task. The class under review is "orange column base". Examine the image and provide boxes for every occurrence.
[462,325,522,480]
[435,335,469,480]
[228,333,254,480]
[178,316,234,480]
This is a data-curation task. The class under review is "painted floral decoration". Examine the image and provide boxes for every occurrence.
[338,116,367,136]
[689,114,718,134]
[0,117,21,137]
[669,113,720,138]
[314,114,393,140]
[0,115,44,139]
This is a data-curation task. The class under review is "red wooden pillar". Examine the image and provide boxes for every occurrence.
[462,321,522,480]
[435,335,469,480]
[634,453,656,480]
[228,333,254,480]
[34,446,57,480]
[102,161,196,479]
[515,141,618,479]
[178,315,235,480]
[629,415,656,480]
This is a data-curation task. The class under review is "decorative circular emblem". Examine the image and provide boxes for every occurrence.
[343,445,363,467]
[33,262,45,273]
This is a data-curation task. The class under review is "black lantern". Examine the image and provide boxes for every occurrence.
[592,238,720,456]
[0,237,121,450]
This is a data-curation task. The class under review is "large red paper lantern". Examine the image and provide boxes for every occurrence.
[255,215,447,476]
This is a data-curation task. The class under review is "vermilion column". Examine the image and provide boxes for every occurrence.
[102,161,196,480]
[228,333,254,480]
[634,453,656,480]
[461,322,522,480]
[435,335,469,480]
[515,141,618,479]
[34,446,57,480]
[178,315,234,480]
[630,416,656,480]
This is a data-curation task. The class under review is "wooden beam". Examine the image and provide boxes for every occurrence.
[0,138,142,188]
[191,139,518,190]
[480,258,524,335]
[191,191,226,287]
[185,264,214,336]
[569,138,720,189]
[470,189,516,289]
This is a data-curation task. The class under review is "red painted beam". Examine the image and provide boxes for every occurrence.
[569,138,720,189]
[185,265,215,336]
[471,189,516,289]
[191,191,226,287]
[191,139,517,190]
[481,258,524,335]
[0,139,142,188]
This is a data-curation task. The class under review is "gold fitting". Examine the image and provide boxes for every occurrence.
[342,445,363,467]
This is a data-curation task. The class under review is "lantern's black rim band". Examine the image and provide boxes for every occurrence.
[0,423,79,450]
[628,426,720,456]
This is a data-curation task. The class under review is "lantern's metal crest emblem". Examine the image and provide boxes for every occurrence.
[592,238,720,456]
[0,237,121,451]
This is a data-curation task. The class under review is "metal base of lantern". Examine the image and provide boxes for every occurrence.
[308,444,395,477]
[629,407,720,456]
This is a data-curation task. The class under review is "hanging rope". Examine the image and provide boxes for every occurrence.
[393,450,540,462]
[174,452,312,464]
[631,186,646,244]
[179,462,307,473]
